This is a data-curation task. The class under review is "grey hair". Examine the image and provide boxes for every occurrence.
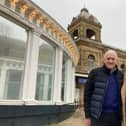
[103,49,118,59]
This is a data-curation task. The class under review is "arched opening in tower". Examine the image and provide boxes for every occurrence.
[72,30,78,40]
[86,29,96,40]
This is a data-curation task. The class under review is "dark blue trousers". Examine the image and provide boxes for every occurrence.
[91,112,121,126]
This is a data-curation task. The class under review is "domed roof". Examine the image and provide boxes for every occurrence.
[71,8,102,27]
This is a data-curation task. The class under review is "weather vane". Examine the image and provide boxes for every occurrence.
[83,0,86,8]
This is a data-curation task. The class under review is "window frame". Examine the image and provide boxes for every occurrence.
[0,15,28,102]
[35,37,56,102]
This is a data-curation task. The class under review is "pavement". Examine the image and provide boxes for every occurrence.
[50,108,85,126]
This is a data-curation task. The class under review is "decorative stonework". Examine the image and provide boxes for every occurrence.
[0,0,79,65]
[68,8,126,75]
[0,57,24,70]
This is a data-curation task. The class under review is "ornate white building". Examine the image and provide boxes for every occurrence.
[0,0,79,125]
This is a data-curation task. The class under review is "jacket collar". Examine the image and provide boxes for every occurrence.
[102,64,118,74]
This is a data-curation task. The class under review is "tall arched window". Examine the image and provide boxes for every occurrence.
[35,39,56,101]
[0,16,27,100]
[88,55,95,72]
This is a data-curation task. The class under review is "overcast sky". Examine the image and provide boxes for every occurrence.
[33,0,126,51]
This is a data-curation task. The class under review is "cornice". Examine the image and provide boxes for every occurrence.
[0,0,79,65]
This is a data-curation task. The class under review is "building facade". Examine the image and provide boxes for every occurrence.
[68,8,126,107]
[0,0,79,126]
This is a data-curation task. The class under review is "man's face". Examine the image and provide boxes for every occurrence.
[104,53,117,70]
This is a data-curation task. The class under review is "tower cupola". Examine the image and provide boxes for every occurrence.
[68,8,102,42]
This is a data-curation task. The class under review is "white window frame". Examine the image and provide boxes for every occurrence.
[22,31,40,103]
[0,16,76,105]
[53,47,63,104]
[0,16,27,104]
[61,57,75,104]
[34,37,56,103]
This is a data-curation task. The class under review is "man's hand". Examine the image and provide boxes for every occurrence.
[85,118,91,126]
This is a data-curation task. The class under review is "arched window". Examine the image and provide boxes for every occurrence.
[0,16,27,100]
[88,55,95,72]
[86,29,96,40]
[72,30,78,40]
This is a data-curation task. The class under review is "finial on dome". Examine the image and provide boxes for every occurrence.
[83,0,86,8]
[81,0,88,13]
[80,8,89,13]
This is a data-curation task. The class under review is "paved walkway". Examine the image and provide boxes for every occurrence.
[50,109,85,126]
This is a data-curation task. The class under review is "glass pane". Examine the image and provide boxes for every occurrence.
[61,54,68,101]
[0,16,27,99]
[88,55,95,72]
[4,70,23,99]
[35,39,55,101]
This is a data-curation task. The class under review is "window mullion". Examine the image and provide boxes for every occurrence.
[53,48,63,103]
[23,31,40,101]
[65,60,73,103]
[0,68,7,98]
[71,66,75,103]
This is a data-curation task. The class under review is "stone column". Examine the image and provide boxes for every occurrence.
[65,60,73,102]
[22,31,40,101]
[0,67,7,98]
[53,48,63,103]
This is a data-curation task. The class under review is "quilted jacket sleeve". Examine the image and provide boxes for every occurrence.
[84,69,95,118]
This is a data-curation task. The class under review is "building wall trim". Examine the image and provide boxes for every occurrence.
[0,0,79,65]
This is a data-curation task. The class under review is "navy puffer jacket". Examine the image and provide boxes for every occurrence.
[84,65,124,120]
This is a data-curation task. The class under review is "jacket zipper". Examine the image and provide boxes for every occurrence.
[98,79,109,118]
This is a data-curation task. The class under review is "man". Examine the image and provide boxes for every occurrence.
[121,77,126,126]
[84,50,124,126]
